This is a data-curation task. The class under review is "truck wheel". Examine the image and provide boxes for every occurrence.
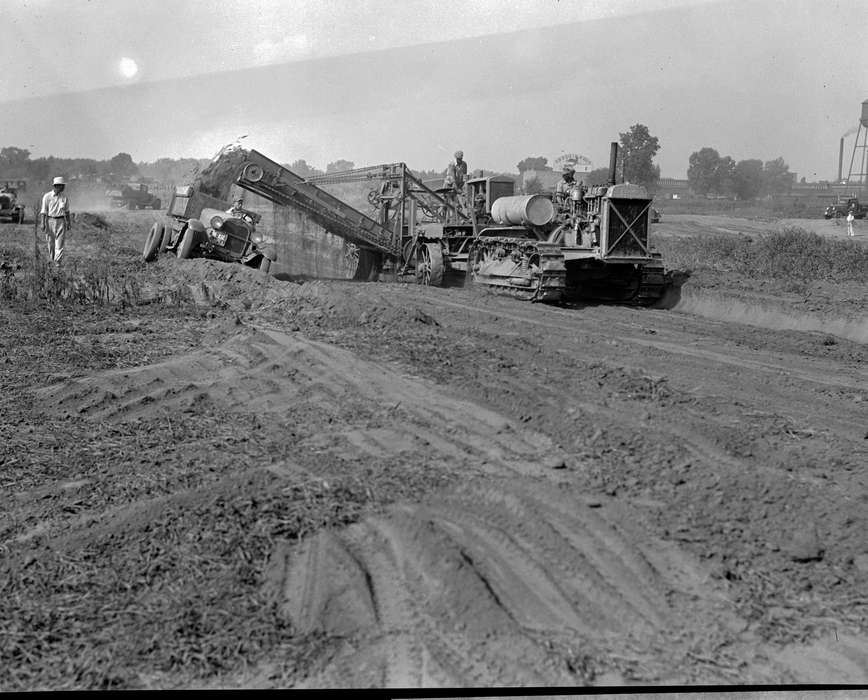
[159,224,172,252]
[153,199,161,210]
[142,222,163,262]
[176,227,197,259]
[128,202,138,211]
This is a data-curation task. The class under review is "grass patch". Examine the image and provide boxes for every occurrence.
[0,216,183,309]
[657,226,868,282]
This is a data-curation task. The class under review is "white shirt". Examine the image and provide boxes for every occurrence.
[40,190,71,217]
[847,213,854,223]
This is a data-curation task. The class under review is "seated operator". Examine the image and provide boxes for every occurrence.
[555,163,578,208]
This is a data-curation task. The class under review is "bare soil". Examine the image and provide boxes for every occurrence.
[1,210,867,689]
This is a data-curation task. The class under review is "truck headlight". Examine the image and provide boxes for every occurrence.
[210,215,224,230]
[251,232,264,245]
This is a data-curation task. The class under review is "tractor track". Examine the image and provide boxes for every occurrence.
[265,476,754,687]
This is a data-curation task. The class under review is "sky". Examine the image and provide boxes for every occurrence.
[1,0,867,179]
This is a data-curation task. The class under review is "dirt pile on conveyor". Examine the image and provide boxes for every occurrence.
[192,145,251,201]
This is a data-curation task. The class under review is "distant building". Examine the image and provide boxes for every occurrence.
[656,177,690,199]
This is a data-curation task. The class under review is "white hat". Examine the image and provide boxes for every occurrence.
[52,176,66,186]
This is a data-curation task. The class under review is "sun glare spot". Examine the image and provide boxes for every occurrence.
[119,57,138,79]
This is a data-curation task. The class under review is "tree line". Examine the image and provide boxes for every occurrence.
[0,146,470,190]
[687,148,793,200]
[2,138,796,202]
[513,125,798,202]
[0,146,212,186]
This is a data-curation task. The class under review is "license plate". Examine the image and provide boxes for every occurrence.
[213,232,228,246]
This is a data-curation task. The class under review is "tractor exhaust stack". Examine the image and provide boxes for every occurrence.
[608,142,619,186]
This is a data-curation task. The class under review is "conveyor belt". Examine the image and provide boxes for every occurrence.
[235,150,400,256]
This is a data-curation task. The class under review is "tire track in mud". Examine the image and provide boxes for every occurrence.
[264,476,748,687]
[32,320,767,685]
[34,326,566,479]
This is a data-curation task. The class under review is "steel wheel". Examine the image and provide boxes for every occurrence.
[415,242,444,286]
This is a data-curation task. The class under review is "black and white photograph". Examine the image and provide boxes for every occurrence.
[1,0,867,690]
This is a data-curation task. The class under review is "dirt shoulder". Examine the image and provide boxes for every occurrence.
[1,212,867,689]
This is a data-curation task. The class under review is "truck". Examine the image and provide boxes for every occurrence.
[107,182,162,210]
[0,185,25,223]
[141,185,277,273]
[823,197,867,219]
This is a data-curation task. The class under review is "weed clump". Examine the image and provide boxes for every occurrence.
[657,226,868,282]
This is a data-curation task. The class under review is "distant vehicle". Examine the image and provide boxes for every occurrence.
[142,185,276,273]
[106,182,162,210]
[0,187,25,223]
[824,198,867,219]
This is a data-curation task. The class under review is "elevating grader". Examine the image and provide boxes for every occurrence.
[296,142,680,304]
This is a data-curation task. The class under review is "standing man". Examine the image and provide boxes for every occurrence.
[443,150,468,193]
[846,207,856,237]
[40,176,72,264]
[442,150,468,217]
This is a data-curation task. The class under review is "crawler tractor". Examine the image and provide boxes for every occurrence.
[546,143,674,304]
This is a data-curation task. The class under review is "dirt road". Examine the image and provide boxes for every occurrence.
[1,212,867,688]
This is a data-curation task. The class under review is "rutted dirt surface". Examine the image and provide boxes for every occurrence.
[2,211,868,688]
